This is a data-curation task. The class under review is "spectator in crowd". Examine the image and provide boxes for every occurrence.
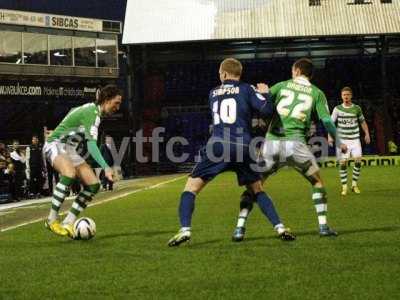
[4,163,15,201]
[396,120,400,147]
[388,140,398,155]
[2,163,16,202]
[42,130,59,195]
[10,140,26,200]
[100,135,114,191]
[0,142,8,172]
[26,135,44,198]
[0,142,10,202]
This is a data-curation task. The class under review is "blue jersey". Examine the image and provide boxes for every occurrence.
[209,80,274,145]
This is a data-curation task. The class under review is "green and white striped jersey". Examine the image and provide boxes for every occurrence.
[331,104,365,140]
[48,103,101,146]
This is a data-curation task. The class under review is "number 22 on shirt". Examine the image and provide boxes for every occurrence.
[277,89,313,122]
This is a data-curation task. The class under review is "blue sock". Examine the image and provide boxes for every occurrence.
[179,191,196,228]
[255,192,281,227]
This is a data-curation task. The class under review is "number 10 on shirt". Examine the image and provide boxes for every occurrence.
[213,98,237,125]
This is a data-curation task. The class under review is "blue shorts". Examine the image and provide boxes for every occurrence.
[190,142,261,186]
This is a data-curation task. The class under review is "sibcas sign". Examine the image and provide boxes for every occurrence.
[0,9,103,32]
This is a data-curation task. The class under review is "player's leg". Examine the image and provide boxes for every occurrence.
[247,180,295,241]
[48,155,77,220]
[296,168,338,236]
[351,158,362,193]
[44,142,78,236]
[61,162,100,237]
[179,177,208,232]
[168,146,222,247]
[337,143,349,196]
[232,174,279,241]
[233,189,255,240]
[339,160,348,196]
[233,141,294,241]
[351,140,363,194]
[233,140,280,239]
[292,142,337,236]
[309,173,337,236]
[168,176,208,247]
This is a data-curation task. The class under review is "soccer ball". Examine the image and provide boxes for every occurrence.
[73,217,96,240]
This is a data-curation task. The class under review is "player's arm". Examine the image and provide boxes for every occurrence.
[81,110,113,180]
[327,107,338,145]
[331,106,338,123]
[316,92,346,152]
[87,141,114,183]
[361,121,370,144]
[208,90,215,133]
[358,107,371,144]
[87,141,109,170]
[248,84,274,118]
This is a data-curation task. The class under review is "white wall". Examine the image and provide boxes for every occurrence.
[123,0,400,44]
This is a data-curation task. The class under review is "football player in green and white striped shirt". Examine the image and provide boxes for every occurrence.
[233,58,348,240]
[328,87,370,196]
[43,84,122,238]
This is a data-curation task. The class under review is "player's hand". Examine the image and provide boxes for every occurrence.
[328,135,334,147]
[339,143,348,154]
[256,83,269,94]
[105,167,114,182]
[365,135,371,145]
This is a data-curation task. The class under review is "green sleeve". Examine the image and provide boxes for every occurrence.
[87,140,109,169]
[269,82,283,103]
[315,91,331,120]
[321,118,343,145]
[317,91,342,144]
[81,107,100,141]
[321,118,336,138]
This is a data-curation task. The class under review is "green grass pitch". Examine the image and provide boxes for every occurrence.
[0,166,399,299]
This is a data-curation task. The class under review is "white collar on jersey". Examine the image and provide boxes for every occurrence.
[293,76,311,86]
[342,103,354,108]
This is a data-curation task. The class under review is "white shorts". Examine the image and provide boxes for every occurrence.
[336,139,362,161]
[260,139,319,178]
[43,141,86,167]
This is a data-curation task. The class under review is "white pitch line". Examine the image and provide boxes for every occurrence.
[0,175,186,233]
[86,175,186,208]
[0,197,52,211]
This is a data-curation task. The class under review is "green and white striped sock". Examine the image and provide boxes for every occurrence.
[352,162,361,187]
[312,187,328,226]
[63,184,99,225]
[48,176,75,222]
[339,163,347,187]
[236,209,249,228]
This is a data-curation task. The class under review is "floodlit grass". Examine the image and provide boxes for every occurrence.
[0,167,399,299]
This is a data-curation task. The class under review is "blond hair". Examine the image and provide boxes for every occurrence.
[341,86,353,94]
[220,58,242,78]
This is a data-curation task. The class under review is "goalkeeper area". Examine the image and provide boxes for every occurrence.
[0,166,399,299]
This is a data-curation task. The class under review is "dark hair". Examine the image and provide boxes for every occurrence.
[96,84,122,105]
[341,86,353,94]
[293,58,314,79]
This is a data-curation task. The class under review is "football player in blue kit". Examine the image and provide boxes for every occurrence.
[168,58,295,247]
